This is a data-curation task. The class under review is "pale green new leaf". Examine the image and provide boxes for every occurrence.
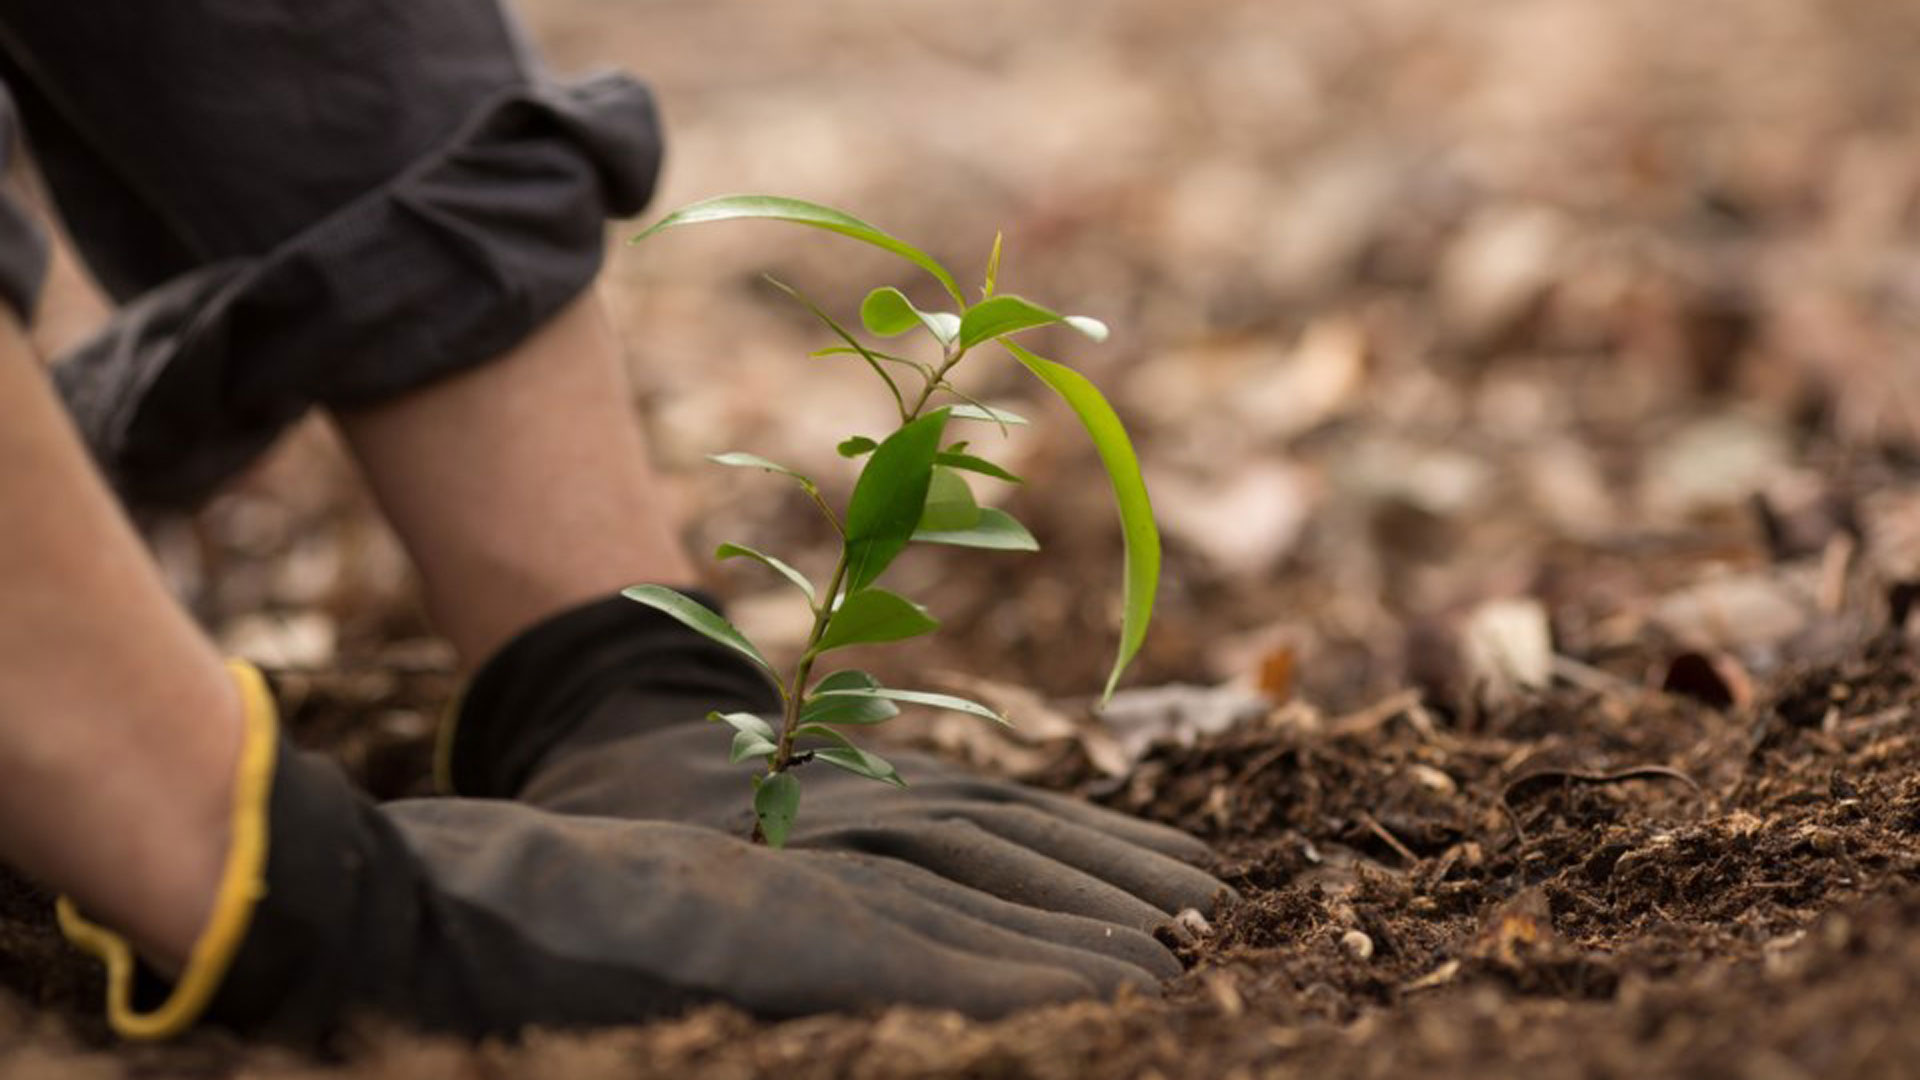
[716,542,816,604]
[1001,342,1159,702]
[813,588,940,654]
[957,295,1110,350]
[861,287,959,345]
[624,586,779,683]
[753,771,801,848]
[729,729,779,764]
[709,452,815,490]
[843,410,949,591]
[708,710,776,741]
[948,403,1030,426]
[982,231,1004,300]
[912,507,1039,551]
[632,194,964,304]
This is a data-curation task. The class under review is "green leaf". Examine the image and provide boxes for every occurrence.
[1003,342,1159,702]
[935,451,1022,484]
[811,346,931,376]
[837,436,878,458]
[729,729,779,764]
[948,403,1030,427]
[753,771,801,848]
[843,410,949,591]
[709,452,815,490]
[860,287,959,344]
[912,507,1039,551]
[801,670,900,726]
[804,686,1010,726]
[708,710,777,741]
[789,725,906,786]
[813,588,940,654]
[982,231,1004,300]
[917,466,981,532]
[623,587,779,683]
[957,295,1110,350]
[632,195,964,305]
[716,542,816,604]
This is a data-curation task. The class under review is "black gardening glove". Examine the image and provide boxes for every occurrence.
[447,593,1231,944]
[58,664,1170,1045]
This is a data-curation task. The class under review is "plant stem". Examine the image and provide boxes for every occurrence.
[770,552,850,778]
[906,343,967,419]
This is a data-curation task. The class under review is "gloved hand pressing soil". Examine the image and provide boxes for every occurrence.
[59,663,1172,1045]
[447,592,1232,945]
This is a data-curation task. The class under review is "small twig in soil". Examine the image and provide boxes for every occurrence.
[1500,764,1705,841]
[1358,811,1420,866]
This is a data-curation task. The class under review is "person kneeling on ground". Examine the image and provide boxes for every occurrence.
[0,0,1228,1044]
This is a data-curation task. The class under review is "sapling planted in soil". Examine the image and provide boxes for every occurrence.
[624,195,1159,847]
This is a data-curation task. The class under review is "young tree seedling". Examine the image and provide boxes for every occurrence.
[624,195,1159,847]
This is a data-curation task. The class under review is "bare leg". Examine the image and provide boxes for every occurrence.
[332,289,697,666]
[0,309,239,971]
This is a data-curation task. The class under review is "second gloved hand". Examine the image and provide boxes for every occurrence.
[448,593,1233,947]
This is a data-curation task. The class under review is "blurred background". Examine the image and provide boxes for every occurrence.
[103,0,1920,775]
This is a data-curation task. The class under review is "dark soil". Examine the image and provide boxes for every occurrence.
[9,0,1920,1075]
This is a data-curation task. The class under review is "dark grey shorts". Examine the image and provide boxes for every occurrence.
[0,3,664,506]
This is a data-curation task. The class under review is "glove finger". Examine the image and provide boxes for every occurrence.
[928,777,1217,864]
[802,818,1171,930]
[852,853,1183,980]
[909,801,1230,916]
[810,853,1166,997]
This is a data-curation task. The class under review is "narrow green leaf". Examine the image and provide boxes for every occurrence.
[632,194,964,304]
[708,710,777,741]
[917,467,981,532]
[789,724,906,786]
[948,403,1030,427]
[815,746,906,787]
[716,542,816,604]
[813,588,940,654]
[624,586,779,683]
[730,729,779,764]
[860,287,959,344]
[709,452,815,490]
[843,410,949,591]
[765,277,905,417]
[958,295,1110,350]
[837,436,878,458]
[982,231,1004,300]
[934,451,1022,484]
[912,507,1039,551]
[1003,342,1159,702]
[754,771,801,848]
[805,686,1010,727]
[811,346,931,376]
[801,670,900,726]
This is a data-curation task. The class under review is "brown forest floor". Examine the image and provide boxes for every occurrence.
[9,0,1920,1076]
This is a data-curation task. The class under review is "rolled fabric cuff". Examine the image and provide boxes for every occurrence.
[55,660,278,1041]
[0,86,47,323]
[54,72,664,508]
[443,590,782,799]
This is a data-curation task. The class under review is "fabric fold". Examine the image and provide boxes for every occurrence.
[54,73,663,508]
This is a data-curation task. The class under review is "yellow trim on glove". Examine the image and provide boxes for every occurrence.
[432,689,464,795]
[56,659,278,1040]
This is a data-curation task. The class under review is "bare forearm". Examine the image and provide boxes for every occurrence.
[0,312,239,970]
[332,290,697,666]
